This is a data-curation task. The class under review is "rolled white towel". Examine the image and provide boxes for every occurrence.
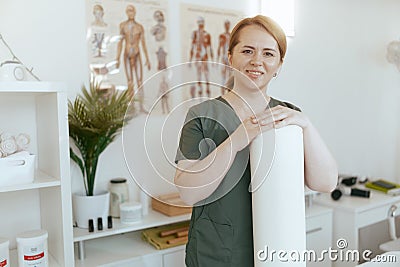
[0,137,17,156]
[15,133,30,151]
[0,132,13,141]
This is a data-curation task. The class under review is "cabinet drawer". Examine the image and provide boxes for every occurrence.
[306,212,332,235]
[103,254,163,267]
[306,212,333,267]
[163,249,185,267]
[356,203,400,228]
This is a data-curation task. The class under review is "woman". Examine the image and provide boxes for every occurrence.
[174,15,338,267]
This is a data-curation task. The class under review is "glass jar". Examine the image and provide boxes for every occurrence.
[109,178,129,218]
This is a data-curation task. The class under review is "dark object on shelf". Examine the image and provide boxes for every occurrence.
[331,189,342,201]
[341,176,357,186]
[88,219,94,232]
[331,187,370,201]
[350,188,370,198]
[107,215,113,229]
[97,217,103,231]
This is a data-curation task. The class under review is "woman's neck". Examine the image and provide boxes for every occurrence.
[222,87,271,120]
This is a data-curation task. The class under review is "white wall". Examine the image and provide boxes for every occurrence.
[1,0,400,196]
[269,0,400,181]
[0,0,88,93]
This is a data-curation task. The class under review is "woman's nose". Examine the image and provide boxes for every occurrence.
[250,53,262,66]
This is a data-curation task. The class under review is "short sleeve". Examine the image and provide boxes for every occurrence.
[175,108,204,163]
[283,101,301,112]
[269,98,302,112]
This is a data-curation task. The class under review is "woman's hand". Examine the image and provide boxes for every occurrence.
[258,105,310,129]
[230,105,311,152]
[229,116,272,152]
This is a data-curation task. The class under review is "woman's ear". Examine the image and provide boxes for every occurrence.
[276,62,282,75]
[228,51,232,65]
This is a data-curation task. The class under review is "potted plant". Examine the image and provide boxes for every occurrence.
[69,80,133,228]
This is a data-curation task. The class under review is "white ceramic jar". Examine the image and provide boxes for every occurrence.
[109,178,129,218]
[120,201,142,224]
[0,238,9,267]
[16,229,48,267]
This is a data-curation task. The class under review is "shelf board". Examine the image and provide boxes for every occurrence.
[304,187,319,196]
[74,231,184,267]
[0,170,60,193]
[73,209,190,242]
[0,81,65,93]
[10,248,61,267]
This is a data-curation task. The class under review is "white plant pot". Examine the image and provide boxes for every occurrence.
[72,191,110,229]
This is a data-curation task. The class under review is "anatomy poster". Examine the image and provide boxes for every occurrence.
[180,3,243,100]
[86,0,169,114]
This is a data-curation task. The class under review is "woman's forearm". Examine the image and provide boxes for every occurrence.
[303,123,338,192]
[174,137,239,205]
[173,123,255,206]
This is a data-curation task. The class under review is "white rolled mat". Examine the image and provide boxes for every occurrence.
[250,125,306,266]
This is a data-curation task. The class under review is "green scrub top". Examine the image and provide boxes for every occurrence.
[176,96,300,267]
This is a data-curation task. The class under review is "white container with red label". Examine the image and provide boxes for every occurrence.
[16,230,48,267]
[0,238,9,267]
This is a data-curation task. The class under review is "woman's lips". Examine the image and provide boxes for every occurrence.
[246,69,264,79]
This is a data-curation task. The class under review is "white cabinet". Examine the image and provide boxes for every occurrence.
[306,204,333,267]
[163,250,185,267]
[0,82,74,266]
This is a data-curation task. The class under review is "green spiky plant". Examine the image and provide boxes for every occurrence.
[68,81,134,196]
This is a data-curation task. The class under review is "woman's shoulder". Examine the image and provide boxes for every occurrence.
[187,97,229,115]
[270,97,301,112]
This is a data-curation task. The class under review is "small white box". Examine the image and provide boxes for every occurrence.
[0,152,36,187]
[120,201,142,224]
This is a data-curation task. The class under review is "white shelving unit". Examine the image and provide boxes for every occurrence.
[0,81,74,267]
[73,209,191,266]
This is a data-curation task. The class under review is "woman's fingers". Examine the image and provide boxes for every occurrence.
[251,105,287,125]
[251,105,309,129]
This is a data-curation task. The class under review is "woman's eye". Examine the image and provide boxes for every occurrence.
[242,50,252,54]
[263,52,274,57]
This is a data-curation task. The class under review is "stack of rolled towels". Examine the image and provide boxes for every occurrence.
[0,132,30,158]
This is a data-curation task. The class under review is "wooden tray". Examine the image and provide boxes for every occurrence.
[151,193,192,216]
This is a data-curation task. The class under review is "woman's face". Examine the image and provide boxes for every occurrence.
[228,24,282,92]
